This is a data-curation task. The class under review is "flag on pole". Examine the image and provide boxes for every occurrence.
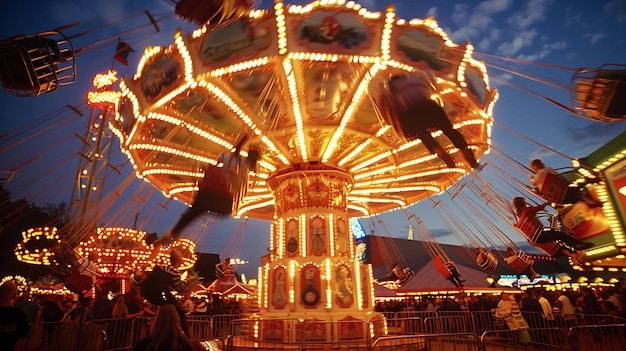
[114,40,134,66]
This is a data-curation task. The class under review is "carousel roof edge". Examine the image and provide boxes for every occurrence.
[580,130,626,167]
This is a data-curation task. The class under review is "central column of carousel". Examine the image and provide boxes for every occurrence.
[255,164,384,341]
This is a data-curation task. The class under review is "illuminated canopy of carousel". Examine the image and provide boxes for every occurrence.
[112,0,497,220]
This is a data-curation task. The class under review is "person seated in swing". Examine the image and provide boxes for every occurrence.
[528,159,602,207]
[443,261,465,288]
[50,244,100,296]
[150,137,260,246]
[504,247,541,279]
[383,74,478,169]
[75,251,100,293]
[378,263,414,284]
[512,196,592,264]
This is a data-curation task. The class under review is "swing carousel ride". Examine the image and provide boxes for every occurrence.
[2,0,626,343]
[112,0,498,326]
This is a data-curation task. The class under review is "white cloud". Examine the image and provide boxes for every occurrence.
[448,0,513,48]
[604,0,626,23]
[497,29,538,56]
[564,7,583,27]
[516,50,549,62]
[545,41,567,50]
[451,3,470,27]
[507,0,551,29]
[517,40,566,60]
[478,28,500,51]
[583,32,606,44]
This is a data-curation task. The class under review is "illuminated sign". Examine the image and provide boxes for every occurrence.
[605,158,626,227]
[350,218,367,240]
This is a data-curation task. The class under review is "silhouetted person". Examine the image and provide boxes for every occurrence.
[0,281,30,351]
[133,304,194,351]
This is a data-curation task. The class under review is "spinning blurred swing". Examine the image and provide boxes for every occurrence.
[173,0,255,28]
[464,164,562,268]
[0,10,162,96]
[367,214,414,289]
[439,176,545,277]
[402,208,465,289]
[431,193,499,274]
[571,64,626,123]
[0,28,76,96]
[476,53,626,123]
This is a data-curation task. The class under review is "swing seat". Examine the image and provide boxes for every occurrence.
[0,32,75,97]
[63,270,94,295]
[507,251,533,273]
[49,242,96,294]
[515,216,544,243]
[477,250,498,273]
[432,255,453,279]
[397,267,415,285]
[572,64,626,122]
[216,263,236,282]
[531,240,562,257]
[537,171,569,204]
[376,267,414,289]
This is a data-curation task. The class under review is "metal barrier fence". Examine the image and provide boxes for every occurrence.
[15,321,106,351]
[373,333,482,351]
[14,311,626,351]
[569,324,626,351]
[481,327,570,351]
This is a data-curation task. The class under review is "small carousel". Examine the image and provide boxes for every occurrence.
[15,226,197,296]
[112,0,496,341]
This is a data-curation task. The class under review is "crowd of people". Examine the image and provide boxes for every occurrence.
[1,247,246,351]
[3,272,626,350]
[1,279,246,351]
[374,281,626,322]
